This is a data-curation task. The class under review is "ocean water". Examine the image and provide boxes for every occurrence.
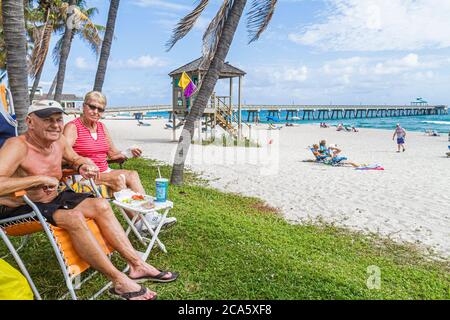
[240,110,450,134]
[136,110,450,134]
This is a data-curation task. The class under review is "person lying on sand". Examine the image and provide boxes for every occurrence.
[425,129,439,136]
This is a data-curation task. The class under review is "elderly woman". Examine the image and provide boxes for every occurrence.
[63,91,176,231]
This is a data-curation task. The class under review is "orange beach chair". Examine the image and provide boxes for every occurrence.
[0,76,114,299]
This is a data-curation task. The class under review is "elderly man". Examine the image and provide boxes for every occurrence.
[392,123,406,152]
[0,100,178,300]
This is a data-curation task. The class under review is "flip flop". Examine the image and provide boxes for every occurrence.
[130,271,179,283]
[108,285,157,300]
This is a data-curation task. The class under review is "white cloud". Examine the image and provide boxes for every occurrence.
[320,53,424,77]
[289,0,450,51]
[374,53,419,75]
[279,66,308,82]
[111,55,167,69]
[74,57,94,70]
[241,52,450,104]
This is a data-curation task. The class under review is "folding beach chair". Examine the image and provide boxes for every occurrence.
[137,120,151,126]
[326,156,348,166]
[0,81,17,147]
[0,195,113,300]
[61,169,171,259]
[0,83,114,300]
[309,147,347,166]
[310,147,329,162]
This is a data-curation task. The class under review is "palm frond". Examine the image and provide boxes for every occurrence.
[246,0,277,44]
[201,0,234,68]
[77,24,102,56]
[84,7,99,18]
[166,0,210,51]
[51,36,63,65]
[29,22,53,78]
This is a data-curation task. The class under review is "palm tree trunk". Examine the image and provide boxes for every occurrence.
[2,0,29,134]
[170,0,247,185]
[29,64,43,102]
[93,0,120,92]
[54,0,77,103]
[47,72,57,97]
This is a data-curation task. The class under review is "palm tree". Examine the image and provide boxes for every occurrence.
[167,0,278,185]
[1,0,29,134]
[50,0,103,101]
[93,0,120,92]
[29,0,102,102]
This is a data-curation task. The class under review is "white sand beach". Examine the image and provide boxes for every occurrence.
[103,118,450,258]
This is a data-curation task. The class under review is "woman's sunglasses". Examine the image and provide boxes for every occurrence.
[85,103,105,113]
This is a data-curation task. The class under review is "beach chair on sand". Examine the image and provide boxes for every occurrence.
[309,147,347,166]
[137,120,151,126]
[0,88,115,300]
[268,123,282,130]
[310,147,329,162]
[326,156,347,166]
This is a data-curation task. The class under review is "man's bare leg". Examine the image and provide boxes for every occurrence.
[53,208,156,299]
[74,198,175,281]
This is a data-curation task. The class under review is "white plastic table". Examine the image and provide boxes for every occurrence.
[112,198,173,261]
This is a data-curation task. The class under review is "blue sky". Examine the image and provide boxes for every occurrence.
[38,0,450,107]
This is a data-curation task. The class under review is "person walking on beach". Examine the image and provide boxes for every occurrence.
[393,123,406,152]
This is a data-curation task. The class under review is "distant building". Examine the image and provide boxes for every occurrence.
[411,97,428,106]
[30,86,84,110]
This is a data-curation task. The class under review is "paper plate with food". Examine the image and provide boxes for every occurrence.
[113,189,155,210]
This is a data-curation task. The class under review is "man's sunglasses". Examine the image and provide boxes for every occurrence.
[85,103,105,113]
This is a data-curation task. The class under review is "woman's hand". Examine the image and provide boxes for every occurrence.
[130,147,142,158]
[110,152,128,161]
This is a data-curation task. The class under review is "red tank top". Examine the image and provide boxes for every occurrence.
[70,118,109,172]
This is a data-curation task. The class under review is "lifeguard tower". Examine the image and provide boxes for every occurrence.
[168,57,246,141]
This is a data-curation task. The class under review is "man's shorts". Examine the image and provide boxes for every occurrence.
[397,137,405,145]
[0,190,94,226]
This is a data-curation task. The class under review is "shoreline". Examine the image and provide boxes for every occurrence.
[100,118,450,258]
[99,111,450,134]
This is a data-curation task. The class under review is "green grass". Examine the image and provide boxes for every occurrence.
[1,158,449,300]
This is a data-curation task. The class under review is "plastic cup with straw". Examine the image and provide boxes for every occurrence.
[155,166,168,202]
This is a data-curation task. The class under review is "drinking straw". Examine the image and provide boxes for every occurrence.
[157,166,162,179]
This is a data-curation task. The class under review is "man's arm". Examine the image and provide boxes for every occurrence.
[61,135,99,179]
[0,137,56,196]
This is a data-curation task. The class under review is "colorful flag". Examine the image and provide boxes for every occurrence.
[178,72,197,98]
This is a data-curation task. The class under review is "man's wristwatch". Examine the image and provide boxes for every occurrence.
[77,163,85,173]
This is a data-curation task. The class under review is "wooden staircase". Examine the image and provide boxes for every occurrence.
[213,95,238,138]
